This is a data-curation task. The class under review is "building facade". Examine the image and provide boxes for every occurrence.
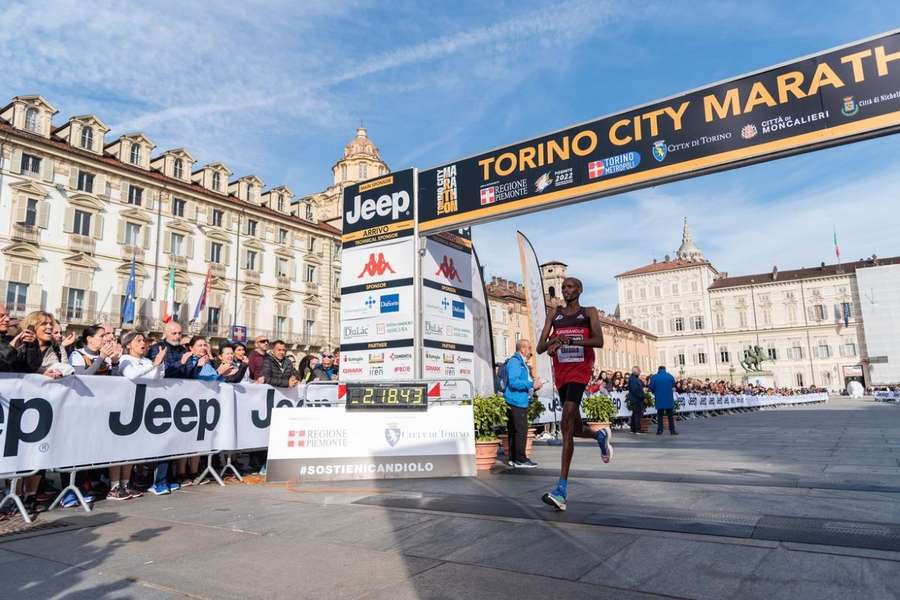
[617,218,899,390]
[0,94,387,351]
[486,276,531,361]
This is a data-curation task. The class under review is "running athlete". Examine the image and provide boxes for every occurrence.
[537,277,611,511]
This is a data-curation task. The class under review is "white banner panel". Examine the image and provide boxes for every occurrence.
[341,286,415,322]
[423,237,473,292]
[516,232,555,401]
[266,405,476,482]
[340,237,415,288]
[0,374,236,473]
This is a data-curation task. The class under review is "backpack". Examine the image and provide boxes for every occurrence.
[498,358,512,392]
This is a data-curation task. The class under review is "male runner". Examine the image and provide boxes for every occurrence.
[537,277,611,511]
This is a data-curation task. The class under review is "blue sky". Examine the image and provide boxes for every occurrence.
[3,1,899,308]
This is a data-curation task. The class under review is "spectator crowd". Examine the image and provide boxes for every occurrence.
[0,305,339,517]
[586,369,826,397]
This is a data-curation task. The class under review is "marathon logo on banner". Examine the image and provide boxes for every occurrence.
[342,168,416,247]
[417,32,900,233]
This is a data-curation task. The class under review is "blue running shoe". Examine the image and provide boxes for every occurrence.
[541,488,567,512]
[150,483,171,496]
[61,490,93,508]
[596,428,613,464]
[168,482,181,492]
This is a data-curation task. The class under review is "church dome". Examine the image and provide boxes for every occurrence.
[343,127,382,160]
[676,218,705,262]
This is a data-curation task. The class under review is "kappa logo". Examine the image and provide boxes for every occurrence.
[435,256,462,282]
[652,140,668,162]
[358,253,396,278]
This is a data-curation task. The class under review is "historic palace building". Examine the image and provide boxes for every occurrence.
[616,219,899,390]
[0,95,387,351]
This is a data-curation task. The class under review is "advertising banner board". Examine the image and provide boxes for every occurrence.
[340,169,418,380]
[417,31,900,233]
[265,405,476,482]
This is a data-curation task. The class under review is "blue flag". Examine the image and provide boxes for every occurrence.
[122,256,136,324]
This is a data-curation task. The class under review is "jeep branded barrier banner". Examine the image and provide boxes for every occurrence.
[340,169,418,380]
[874,390,900,401]
[530,390,828,424]
[422,229,476,379]
[266,405,476,482]
[416,31,900,233]
[0,374,340,474]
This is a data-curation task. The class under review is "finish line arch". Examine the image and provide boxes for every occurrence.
[338,29,900,384]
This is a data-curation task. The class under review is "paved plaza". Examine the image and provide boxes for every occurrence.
[2,396,899,599]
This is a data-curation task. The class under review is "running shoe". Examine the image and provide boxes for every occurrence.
[150,483,171,496]
[61,490,93,508]
[597,428,613,464]
[107,486,131,501]
[541,489,567,511]
[168,482,181,492]
[517,459,539,469]
[125,485,144,499]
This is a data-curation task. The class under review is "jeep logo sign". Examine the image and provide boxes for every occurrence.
[1,397,53,457]
[341,169,416,239]
[345,190,410,225]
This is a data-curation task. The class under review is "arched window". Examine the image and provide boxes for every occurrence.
[173,158,183,179]
[24,107,38,132]
[212,172,221,191]
[305,203,313,221]
[549,286,556,298]
[130,143,141,165]
[80,126,94,150]
[359,164,367,179]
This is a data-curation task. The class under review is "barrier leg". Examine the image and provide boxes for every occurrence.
[0,476,33,524]
[219,454,243,482]
[48,470,92,513]
[194,453,225,487]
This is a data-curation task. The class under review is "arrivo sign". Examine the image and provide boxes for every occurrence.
[416,31,900,233]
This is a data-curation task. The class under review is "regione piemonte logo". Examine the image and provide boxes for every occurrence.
[358,253,396,278]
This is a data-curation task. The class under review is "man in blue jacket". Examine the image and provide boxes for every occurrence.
[147,321,192,378]
[503,339,542,468]
[649,366,678,435]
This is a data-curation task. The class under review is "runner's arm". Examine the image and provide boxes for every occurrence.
[535,312,556,355]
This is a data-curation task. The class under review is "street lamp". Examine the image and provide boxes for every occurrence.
[729,363,735,384]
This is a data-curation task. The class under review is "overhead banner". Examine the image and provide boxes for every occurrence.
[417,31,900,232]
[265,405,476,482]
[340,169,418,380]
[421,229,475,379]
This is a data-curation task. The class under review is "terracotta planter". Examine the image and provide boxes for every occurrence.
[585,421,610,434]
[525,428,536,457]
[640,417,653,433]
[475,440,499,471]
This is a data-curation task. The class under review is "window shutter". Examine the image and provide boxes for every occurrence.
[288,317,294,335]
[41,158,55,183]
[186,236,194,259]
[257,253,264,274]
[204,240,211,262]
[87,291,98,321]
[92,213,104,240]
[10,148,22,174]
[63,206,75,233]
[223,244,231,265]
[206,206,215,225]
[290,259,297,281]
[187,201,197,222]
[13,198,27,224]
[163,232,172,254]
[117,220,126,244]
[68,167,78,190]
[94,173,106,195]
[37,201,49,229]
[25,283,42,311]
[59,286,70,316]
[142,225,151,249]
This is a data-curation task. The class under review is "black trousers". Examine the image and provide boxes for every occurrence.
[630,406,644,432]
[657,408,676,433]
[506,405,528,463]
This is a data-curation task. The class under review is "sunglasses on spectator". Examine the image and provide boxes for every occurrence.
[322,354,334,358]
[257,339,269,344]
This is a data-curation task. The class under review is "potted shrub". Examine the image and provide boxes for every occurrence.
[582,394,616,433]
[473,395,506,471]
[641,390,655,432]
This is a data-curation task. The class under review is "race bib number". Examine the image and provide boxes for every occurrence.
[558,335,584,363]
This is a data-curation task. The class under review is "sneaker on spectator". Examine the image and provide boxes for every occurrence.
[517,458,539,468]
[180,479,194,488]
[168,482,181,492]
[61,490,93,508]
[107,486,131,501]
[150,483,171,496]
[125,485,144,499]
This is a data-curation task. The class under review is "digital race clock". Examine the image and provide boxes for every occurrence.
[345,383,428,410]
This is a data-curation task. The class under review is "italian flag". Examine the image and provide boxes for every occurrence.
[162,265,176,323]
